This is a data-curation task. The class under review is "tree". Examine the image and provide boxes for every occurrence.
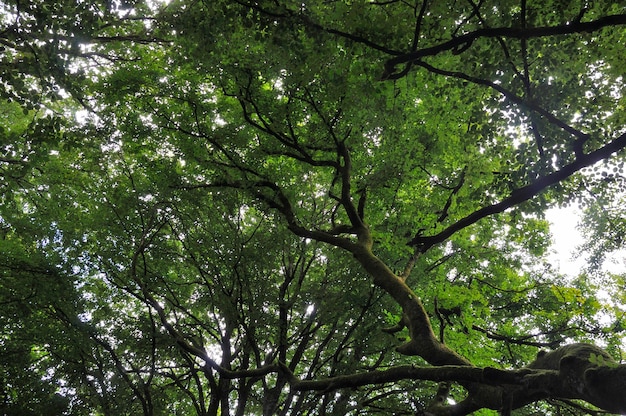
[2,0,626,414]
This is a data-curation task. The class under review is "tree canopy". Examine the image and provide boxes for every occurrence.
[2,0,626,415]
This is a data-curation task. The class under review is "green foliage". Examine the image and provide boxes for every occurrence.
[2,0,626,415]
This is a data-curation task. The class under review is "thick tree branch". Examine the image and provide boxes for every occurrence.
[350,242,471,369]
[382,14,626,79]
[337,141,368,234]
[281,363,521,391]
[281,343,626,415]
[410,132,626,250]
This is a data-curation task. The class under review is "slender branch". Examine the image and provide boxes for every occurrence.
[465,0,525,82]
[296,12,403,56]
[437,167,467,223]
[176,180,359,251]
[471,325,562,348]
[0,157,26,164]
[414,61,589,140]
[231,0,402,56]
[519,0,546,157]
[135,259,281,380]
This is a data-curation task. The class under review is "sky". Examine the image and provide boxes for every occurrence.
[546,206,586,276]
[547,206,625,277]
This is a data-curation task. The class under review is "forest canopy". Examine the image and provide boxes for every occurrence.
[2,0,626,415]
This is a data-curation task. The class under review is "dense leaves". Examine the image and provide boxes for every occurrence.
[1,0,626,415]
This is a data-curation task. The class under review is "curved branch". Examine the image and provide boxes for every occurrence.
[414,61,589,140]
[176,180,359,251]
[382,14,626,79]
[409,132,626,249]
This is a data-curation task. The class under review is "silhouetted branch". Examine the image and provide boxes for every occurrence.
[410,132,626,250]
[382,14,626,79]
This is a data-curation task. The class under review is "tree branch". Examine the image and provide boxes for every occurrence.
[280,363,522,391]
[382,14,626,79]
[409,132,626,249]
[176,180,359,251]
[413,61,589,141]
